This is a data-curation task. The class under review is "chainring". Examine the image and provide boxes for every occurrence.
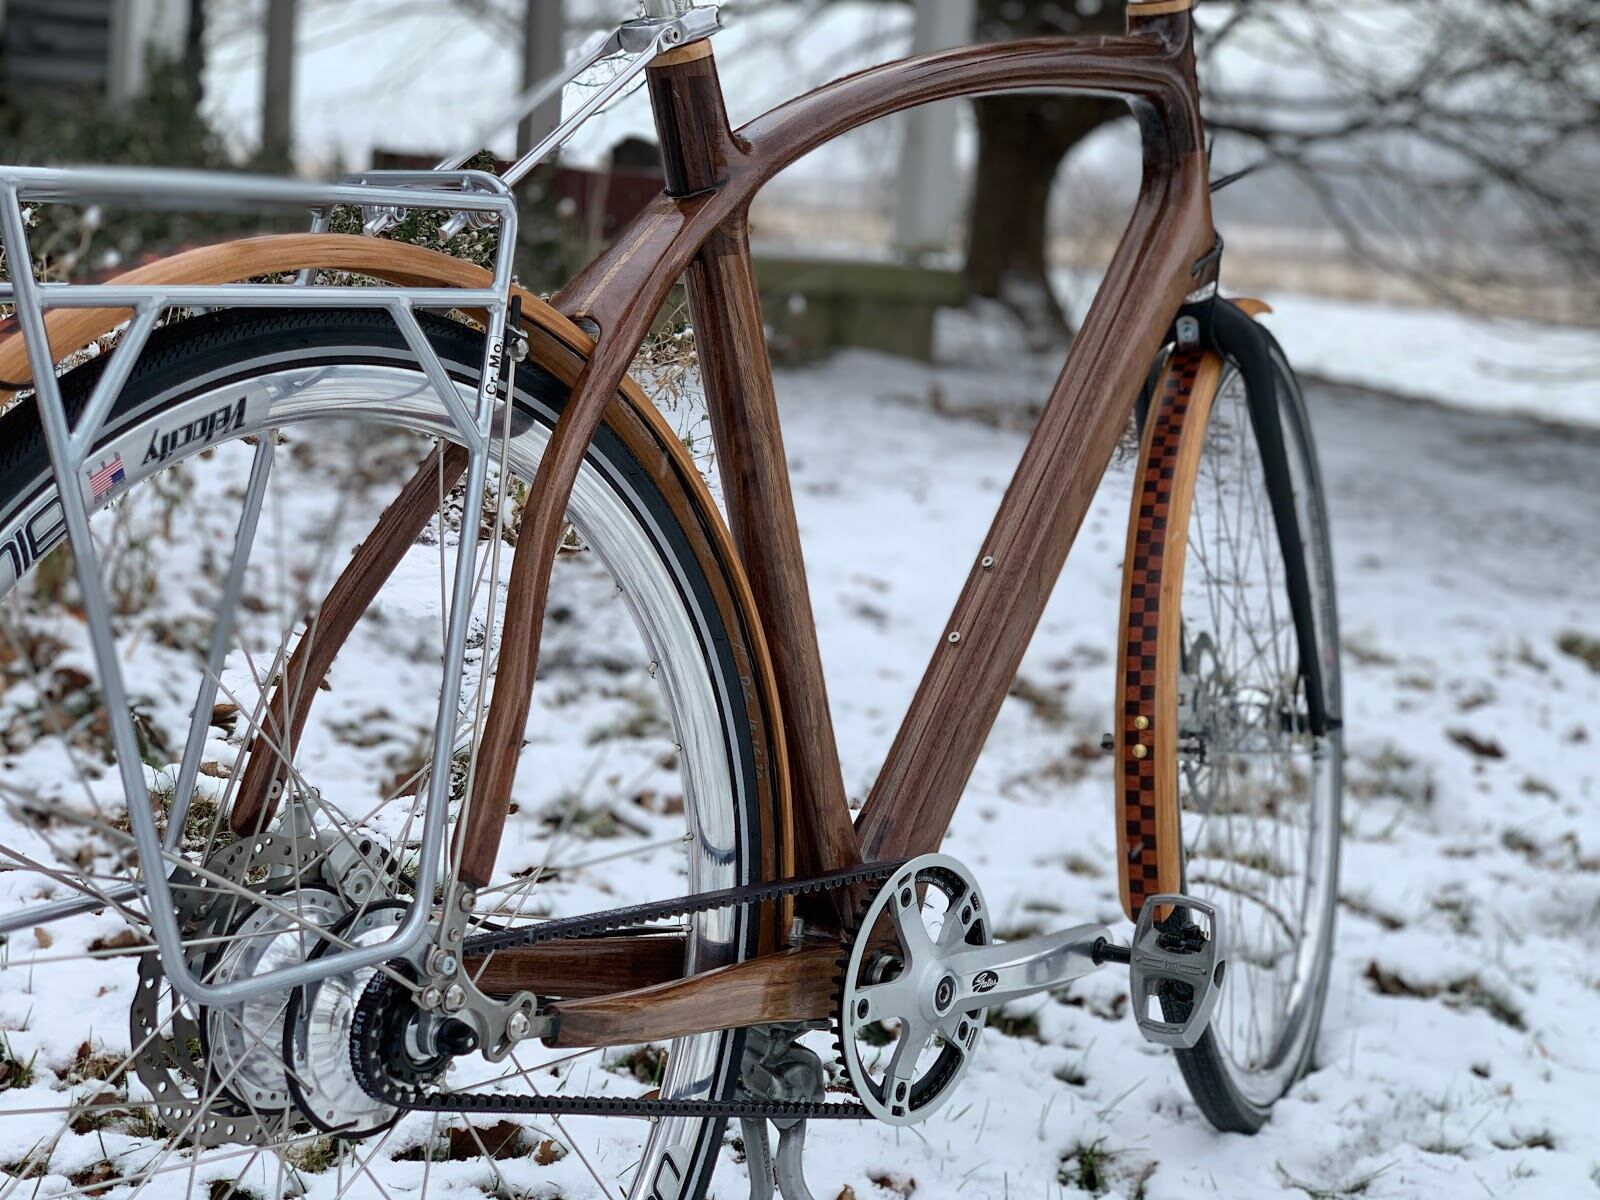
[833,854,990,1126]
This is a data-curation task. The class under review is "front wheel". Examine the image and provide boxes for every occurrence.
[1118,334,1343,1132]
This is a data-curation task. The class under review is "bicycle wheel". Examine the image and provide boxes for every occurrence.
[0,308,782,1200]
[1120,337,1342,1132]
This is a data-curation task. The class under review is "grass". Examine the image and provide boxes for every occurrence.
[608,1044,668,1086]
[1348,743,1436,807]
[1557,630,1600,673]
[1007,676,1068,726]
[1058,1139,1115,1195]
[988,1008,1043,1042]
[1492,1129,1557,1152]
[65,1040,123,1086]
[285,1138,340,1174]
[0,1032,36,1091]
[1364,963,1526,1030]
[1053,1060,1087,1087]
[1275,1162,1392,1199]
[857,1020,896,1047]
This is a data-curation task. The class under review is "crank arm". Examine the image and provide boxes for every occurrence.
[941,923,1114,1011]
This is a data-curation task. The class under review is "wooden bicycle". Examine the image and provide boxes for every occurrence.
[0,1,1341,1195]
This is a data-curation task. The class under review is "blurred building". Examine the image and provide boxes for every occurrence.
[0,0,186,99]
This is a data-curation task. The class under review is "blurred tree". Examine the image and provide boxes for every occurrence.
[1203,0,1599,323]
[203,0,1598,325]
[923,0,1600,331]
[964,1,1125,342]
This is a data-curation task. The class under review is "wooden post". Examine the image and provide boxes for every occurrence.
[261,0,298,169]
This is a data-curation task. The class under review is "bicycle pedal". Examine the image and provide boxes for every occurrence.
[1129,894,1226,1050]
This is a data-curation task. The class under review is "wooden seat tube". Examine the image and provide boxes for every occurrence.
[648,41,863,891]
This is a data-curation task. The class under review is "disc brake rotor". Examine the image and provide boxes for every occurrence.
[128,832,368,1152]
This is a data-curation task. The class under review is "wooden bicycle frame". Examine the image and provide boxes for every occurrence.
[0,1,1221,1043]
[461,0,1219,911]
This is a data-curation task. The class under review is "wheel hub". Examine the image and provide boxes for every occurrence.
[283,901,413,1137]
[203,885,348,1113]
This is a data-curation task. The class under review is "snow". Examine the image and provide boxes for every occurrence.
[1252,292,1600,430]
[680,342,1599,1199]
[0,307,1595,1198]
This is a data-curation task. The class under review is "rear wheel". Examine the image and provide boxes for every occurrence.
[0,309,781,1200]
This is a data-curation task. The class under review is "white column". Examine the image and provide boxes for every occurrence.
[107,0,188,102]
[518,0,566,157]
[892,0,976,258]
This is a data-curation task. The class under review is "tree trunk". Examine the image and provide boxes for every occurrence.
[964,93,1121,343]
[261,0,298,170]
[963,0,1127,344]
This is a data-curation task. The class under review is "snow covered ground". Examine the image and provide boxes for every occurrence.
[1250,294,1600,430]
[0,310,1591,1199]
[689,339,1600,1199]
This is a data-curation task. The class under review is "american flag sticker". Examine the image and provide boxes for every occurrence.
[87,454,126,501]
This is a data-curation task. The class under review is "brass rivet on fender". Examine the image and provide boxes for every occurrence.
[1132,745,1149,759]
[1134,715,1150,731]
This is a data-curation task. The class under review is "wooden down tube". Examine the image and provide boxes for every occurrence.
[456,8,1218,904]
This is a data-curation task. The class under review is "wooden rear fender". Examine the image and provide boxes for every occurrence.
[0,232,795,924]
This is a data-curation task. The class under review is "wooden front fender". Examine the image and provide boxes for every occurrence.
[0,232,795,928]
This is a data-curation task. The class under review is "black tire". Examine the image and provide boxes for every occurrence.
[0,308,773,1200]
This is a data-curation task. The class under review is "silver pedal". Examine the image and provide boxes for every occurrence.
[1129,894,1226,1049]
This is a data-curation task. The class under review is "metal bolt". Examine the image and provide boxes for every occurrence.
[947,631,962,644]
[419,986,443,1011]
[1134,715,1150,731]
[443,984,467,1013]
[1132,744,1149,759]
[934,976,956,1012]
[507,1011,531,1042]
[429,950,459,977]
[459,892,477,913]
[981,555,995,570]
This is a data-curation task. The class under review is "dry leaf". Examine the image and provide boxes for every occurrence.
[533,1139,566,1166]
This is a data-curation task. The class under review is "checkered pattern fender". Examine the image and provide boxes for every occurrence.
[1115,347,1223,922]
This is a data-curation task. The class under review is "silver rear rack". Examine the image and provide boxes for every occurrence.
[0,165,516,1005]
